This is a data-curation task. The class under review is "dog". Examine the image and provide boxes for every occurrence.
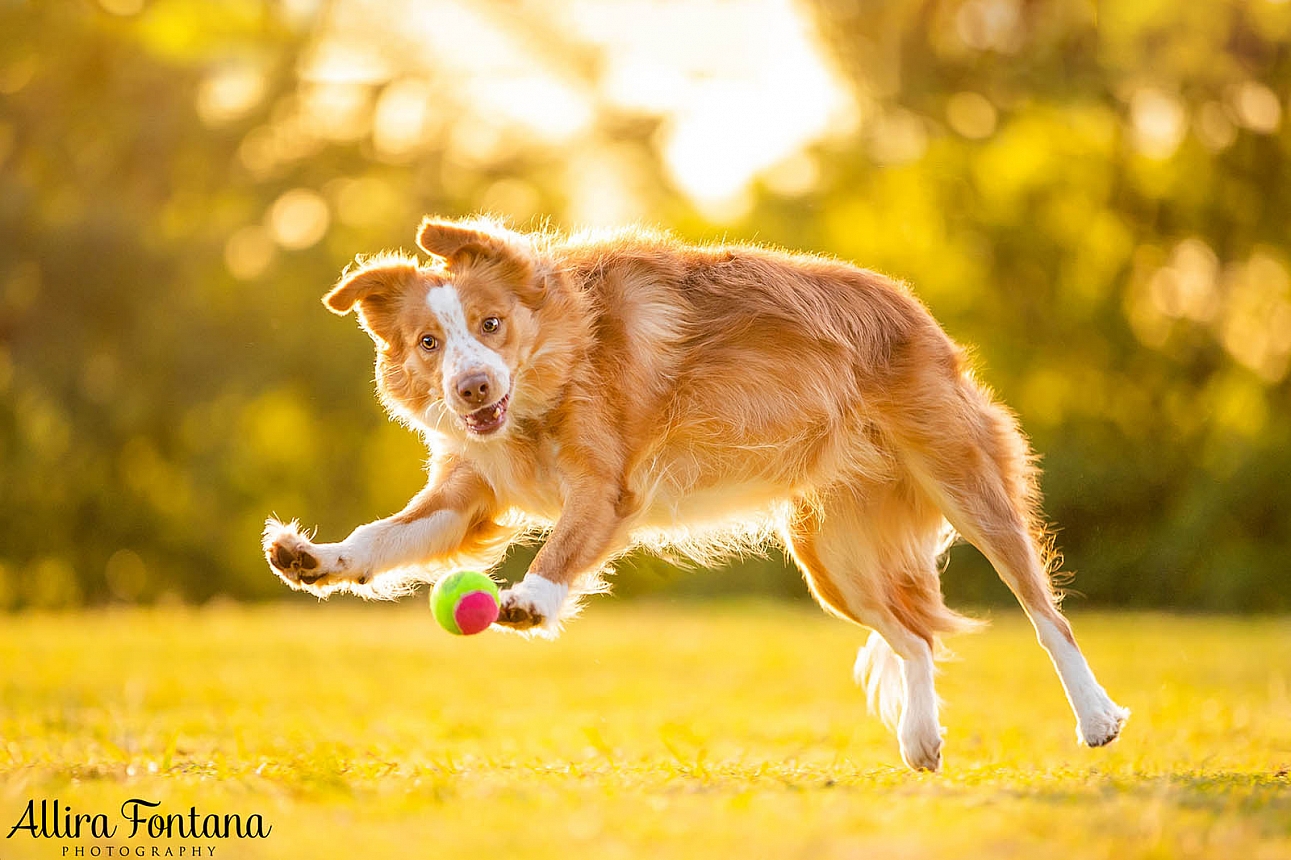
[263,216,1128,771]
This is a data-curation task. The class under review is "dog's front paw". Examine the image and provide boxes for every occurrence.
[497,590,545,629]
[265,521,322,583]
[495,574,569,635]
[263,518,365,594]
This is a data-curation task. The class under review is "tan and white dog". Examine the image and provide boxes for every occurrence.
[263,216,1127,771]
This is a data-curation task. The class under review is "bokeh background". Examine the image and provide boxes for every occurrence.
[2,0,1289,612]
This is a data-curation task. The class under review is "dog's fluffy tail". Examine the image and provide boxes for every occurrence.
[852,617,983,730]
[853,631,907,730]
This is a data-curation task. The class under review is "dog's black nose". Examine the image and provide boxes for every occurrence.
[456,373,491,405]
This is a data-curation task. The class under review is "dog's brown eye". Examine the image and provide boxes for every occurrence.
[481,317,500,334]
[419,334,438,351]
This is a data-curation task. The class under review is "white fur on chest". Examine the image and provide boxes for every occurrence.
[458,437,565,524]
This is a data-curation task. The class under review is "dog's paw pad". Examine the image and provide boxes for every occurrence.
[493,575,569,633]
[496,590,545,629]
[272,541,314,571]
[264,522,325,587]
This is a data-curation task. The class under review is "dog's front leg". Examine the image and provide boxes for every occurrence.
[263,461,495,596]
[497,481,633,633]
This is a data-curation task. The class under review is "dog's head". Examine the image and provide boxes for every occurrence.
[324,218,571,441]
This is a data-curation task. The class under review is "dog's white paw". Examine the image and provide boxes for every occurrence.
[1077,698,1130,748]
[899,718,945,772]
[263,519,368,595]
[496,574,569,634]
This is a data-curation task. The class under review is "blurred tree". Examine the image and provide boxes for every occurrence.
[798,0,1291,609]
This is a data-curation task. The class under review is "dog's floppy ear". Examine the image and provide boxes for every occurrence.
[416,217,548,308]
[415,217,505,263]
[323,254,420,315]
[323,254,423,346]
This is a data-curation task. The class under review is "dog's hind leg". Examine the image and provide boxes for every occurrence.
[891,373,1129,748]
[782,481,980,771]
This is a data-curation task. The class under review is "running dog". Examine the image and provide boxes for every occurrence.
[263,216,1128,771]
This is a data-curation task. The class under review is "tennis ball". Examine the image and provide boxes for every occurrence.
[430,570,500,635]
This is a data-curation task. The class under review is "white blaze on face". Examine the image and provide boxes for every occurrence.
[425,284,511,406]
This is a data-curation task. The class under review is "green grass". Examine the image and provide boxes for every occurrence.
[1,601,1288,859]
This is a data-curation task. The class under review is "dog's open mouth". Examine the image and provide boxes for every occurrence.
[462,392,511,436]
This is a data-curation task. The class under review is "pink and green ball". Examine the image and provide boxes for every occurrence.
[430,570,500,635]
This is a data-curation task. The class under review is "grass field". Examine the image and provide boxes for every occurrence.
[0,600,1288,860]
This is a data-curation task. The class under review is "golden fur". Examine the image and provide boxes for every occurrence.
[263,216,1127,770]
